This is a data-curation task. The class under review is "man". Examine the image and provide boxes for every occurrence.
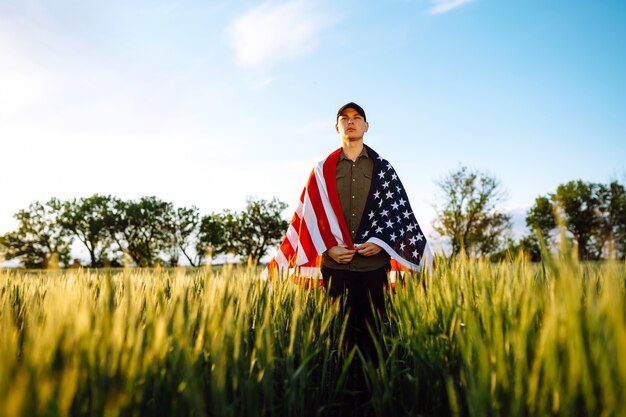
[322,102,393,358]
[264,102,432,359]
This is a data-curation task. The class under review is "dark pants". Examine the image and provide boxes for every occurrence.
[321,264,390,361]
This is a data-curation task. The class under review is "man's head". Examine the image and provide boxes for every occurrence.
[336,102,366,123]
[336,102,369,142]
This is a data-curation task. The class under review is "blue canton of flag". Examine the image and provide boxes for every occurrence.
[356,145,431,271]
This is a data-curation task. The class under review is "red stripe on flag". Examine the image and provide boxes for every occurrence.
[322,149,354,249]
[294,219,319,263]
[279,237,296,267]
[305,172,339,250]
[302,255,322,267]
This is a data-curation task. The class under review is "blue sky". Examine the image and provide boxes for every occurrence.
[1,0,625,253]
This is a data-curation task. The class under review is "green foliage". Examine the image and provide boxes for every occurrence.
[171,206,202,267]
[2,196,290,268]
[106,196,177,267]
[554,180,605,260]
[196,212,229,264]
[433,166,512,257]
[597,181,626,258]
[225,197,289,264]
[57,194,118,267]
[526,196,556,242]
[0,199,71,268]
[524,180,626,260]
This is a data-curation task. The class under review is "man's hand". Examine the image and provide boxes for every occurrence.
[356,242,382,257]
[327,245,356,264]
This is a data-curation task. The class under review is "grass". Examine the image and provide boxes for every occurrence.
[0,252,625,417]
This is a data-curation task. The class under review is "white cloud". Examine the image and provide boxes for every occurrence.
[427,0,475,15]
[226,0,330,69]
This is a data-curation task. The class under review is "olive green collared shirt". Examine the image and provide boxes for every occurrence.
[322,147,391,271]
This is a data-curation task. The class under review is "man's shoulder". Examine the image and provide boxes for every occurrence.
[363,145,392,167]
[313,148,342,169]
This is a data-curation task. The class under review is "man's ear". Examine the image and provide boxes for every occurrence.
[364,122,369,132]
[335,123,340,133]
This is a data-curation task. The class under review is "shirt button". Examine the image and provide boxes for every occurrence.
[352,178,356,182]
[352,195,355,199]
[352,213,355,217]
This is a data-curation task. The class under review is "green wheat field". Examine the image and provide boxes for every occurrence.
[1,251,625,417]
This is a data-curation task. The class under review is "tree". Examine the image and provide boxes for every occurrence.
[612,181,626,258]
[592,181,626,259]
[523,180,626,261]
[522,195,557,259]
[196,212,228,265]
[0,199,72,268]
[105,196,176,267]
[526,196,556,241]
[553,180,605,260]
[171,206,202,266]
[433,166,512,257]
[228,197,288,264]
[57,194,118,267]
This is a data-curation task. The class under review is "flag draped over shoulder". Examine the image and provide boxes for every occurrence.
[262,145,433,280]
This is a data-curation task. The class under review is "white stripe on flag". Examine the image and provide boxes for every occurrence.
[295,199,304,217]
[313,161,345,247]
[296,239,311,265]
[275,249,289,268]
[302,190,327,254]
[286,224,299,251]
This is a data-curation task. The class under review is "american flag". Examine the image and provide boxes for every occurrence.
[262,145,432,280]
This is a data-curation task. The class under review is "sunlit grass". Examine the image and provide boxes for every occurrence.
[1,253,625,416]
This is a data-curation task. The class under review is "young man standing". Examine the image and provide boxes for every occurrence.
[322,102,393,357]
[265,102,432,357]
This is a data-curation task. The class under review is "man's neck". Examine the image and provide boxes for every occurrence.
[341,139,364,161]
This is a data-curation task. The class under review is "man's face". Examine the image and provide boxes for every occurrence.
[336,108,368,141]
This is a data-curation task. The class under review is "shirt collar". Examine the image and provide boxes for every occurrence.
[339,146,369,161]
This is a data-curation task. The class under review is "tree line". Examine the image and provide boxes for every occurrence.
[0,195,288,268]
[433,166,626,261]
[2,168,625,268]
